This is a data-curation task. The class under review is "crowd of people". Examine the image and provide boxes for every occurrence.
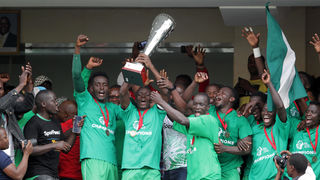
[0,27,320,180]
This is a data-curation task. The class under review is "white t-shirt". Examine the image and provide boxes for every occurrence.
[298,166,316,180]
[162,115,187,171]
[2,114,15,162]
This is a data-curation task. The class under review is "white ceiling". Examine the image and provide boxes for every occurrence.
[1,0,320,8]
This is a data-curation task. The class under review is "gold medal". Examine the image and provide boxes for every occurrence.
[225,132,230,138]
[106,130,110,136]
[130,130,137,137]
[312,156,317,163]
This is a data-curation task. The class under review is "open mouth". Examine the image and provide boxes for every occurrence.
[98,91,105,98]
[263,115,271,124]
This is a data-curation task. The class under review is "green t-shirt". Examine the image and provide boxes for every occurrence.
[289,118,320,179]
[286,100,310,120]
[115,118,125,169]
[173,114,221,180]
[248,116,290,180]
[209,107,253,172]
[243,115,260,177]
[75,90,121,165]
[121,102,166,170]
[18,110,35,130]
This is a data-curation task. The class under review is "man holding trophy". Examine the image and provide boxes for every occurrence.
[119,14,174,179]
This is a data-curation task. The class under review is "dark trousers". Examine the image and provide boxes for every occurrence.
[163,167,187,180]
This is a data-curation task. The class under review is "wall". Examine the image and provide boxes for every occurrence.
[0,7,312,97]
[306,7,320,77]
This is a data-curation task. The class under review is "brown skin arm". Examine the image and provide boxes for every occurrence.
[156,77,187,113]
[182,72,208,102]
[309,33,320,64]
[214,136,252,155]
[151,91,190,128]
[120,82,131,110]
[261,70,287,123]
[31,141,71,156]
[3,141,33,180]
[296,98,308,117]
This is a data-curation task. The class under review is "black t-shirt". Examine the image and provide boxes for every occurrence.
[23,114,64,178]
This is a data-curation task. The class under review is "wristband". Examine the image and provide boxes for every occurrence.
[253,47,261,58]
[168,85,176,92]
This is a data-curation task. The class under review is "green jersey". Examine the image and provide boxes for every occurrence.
[121,102,166,170]
[243,115,261,177]
[173,114,221,180]
[75,90,121,165]
[249,116,290,180]
[289,118,320,179]
[210,107,253,172]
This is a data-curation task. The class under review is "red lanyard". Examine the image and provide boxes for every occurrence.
[93,98,109,128]
[137,109,150,131]
[306,125,319,153]
[256,121,260,125]
[264,126,276,151]
[216,108,233,131]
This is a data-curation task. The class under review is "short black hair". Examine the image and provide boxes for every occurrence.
[288,153,308,174]
[175,74,192,89]
[223,86,239,109]
[194,92,210,105]
[35,90,53,111]
[310,101,320,107]
[110,84,121,90]
[251,91,267,104]
[135,86,151,96]
[88,72,109,87]
[206,83,222,90]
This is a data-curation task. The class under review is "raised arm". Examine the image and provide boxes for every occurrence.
[120,82,131,110]
[81,57,103,88]
[156,73,187,113]
[261,70,287,123]
[242,27,265,77]
[182,72,208,102]
[309,33,320,64]
[186,45,209,92]
[151,91,190,128]
[72,35,89,93]
[0,64,30,111]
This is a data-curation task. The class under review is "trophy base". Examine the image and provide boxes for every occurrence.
[122,62,147,87]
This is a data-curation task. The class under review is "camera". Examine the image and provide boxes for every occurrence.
[274,153,288,169]
[22,138,37,147]
[138,41,147,50]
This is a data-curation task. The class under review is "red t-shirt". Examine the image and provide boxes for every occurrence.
[58,119,82,180]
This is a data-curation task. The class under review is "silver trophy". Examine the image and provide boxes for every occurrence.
[122,13,176,86]
[143,13,176,56]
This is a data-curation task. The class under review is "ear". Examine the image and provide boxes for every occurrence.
[89,86,93,93]
[41,101,46,109]
[229,96,235,103]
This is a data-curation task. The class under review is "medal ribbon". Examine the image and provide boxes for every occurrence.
[216,108,233,131]
[137,109,150,131]
[93,98,110,128]
[306,125,319,153]
[264,126,276,151]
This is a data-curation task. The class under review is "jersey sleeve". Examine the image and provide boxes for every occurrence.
[188,115,219,144]
[120,102,135,123]
[81,67,92,89]
[274,115,290,139]
[173,121,187,135]
[238,116,253,139]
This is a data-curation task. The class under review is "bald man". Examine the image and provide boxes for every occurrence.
[57,100,83,180]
